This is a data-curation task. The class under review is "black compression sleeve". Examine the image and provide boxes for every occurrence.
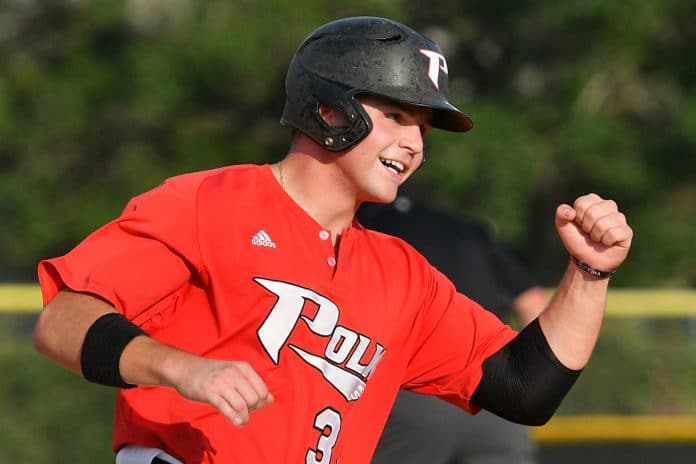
[80,313,147,388]
[470,318,581,425]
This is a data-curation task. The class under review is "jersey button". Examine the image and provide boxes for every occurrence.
[327,257,336,267]
[319,230,330,240]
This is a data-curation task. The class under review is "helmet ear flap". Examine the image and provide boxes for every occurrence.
[282,73,373,151]
[310,80,372,151]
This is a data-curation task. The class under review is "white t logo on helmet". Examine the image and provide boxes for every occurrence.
[419,49,448,90]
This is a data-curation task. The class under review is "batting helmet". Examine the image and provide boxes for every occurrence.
[280,16,473,151]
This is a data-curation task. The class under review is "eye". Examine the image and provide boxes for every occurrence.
[385,112,401,122]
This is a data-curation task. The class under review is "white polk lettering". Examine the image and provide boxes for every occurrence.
[255,278,338,363]
[325,326,359,364]
[345,334,371,375]
[360,343,386,379]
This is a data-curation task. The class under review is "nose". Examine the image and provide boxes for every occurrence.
[398,123,424,157]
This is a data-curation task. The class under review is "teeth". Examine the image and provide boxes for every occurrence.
[380,158,405,174]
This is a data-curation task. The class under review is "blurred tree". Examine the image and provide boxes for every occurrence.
[400,0,696,285]
[0,0,693,286]
[0,0,401,279]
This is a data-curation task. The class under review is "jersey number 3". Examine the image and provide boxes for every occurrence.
[306,407,341,464]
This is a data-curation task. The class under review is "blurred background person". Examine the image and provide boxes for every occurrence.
[359,194,550,464]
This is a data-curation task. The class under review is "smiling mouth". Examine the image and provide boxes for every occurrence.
[380,158,405,175]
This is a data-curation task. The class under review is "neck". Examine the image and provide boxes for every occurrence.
[274,151,358,239]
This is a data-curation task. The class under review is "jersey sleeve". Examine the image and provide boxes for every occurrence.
[37,175,204,323]
[401,264,518,414]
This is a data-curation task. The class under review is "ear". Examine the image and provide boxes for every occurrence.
[318,103,350,128]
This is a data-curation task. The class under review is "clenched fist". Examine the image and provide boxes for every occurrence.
[173,357,274,427]
[555,193,633,274]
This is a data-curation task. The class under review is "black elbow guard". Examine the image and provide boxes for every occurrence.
[471,318,581,426]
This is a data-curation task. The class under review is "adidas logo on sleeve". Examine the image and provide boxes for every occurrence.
[251,230,277,248]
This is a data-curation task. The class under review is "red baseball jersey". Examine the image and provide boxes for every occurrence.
[38,164,517,463]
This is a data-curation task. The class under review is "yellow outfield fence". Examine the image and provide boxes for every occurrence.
[2,284,695,316]
[531,415,696,444]
[600,288,696,318]
[0,283,43,313]
[2,284,695,444]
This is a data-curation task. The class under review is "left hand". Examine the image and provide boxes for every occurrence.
[555,193,633,272]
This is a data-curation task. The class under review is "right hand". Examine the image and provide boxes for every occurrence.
[173,357,274,427]
[554,193,632,272]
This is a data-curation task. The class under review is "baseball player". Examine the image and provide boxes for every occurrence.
[33,17,632,464]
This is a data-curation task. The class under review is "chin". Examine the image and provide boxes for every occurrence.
[366,188,399,205]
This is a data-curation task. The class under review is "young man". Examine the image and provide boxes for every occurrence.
[33,17,632,464]
[359,196,550,464]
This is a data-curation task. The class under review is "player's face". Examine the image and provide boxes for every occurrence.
[336,95,431,204]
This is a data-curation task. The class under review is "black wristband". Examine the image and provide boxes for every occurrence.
[80,313,147,388]
[570,255,616,279]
